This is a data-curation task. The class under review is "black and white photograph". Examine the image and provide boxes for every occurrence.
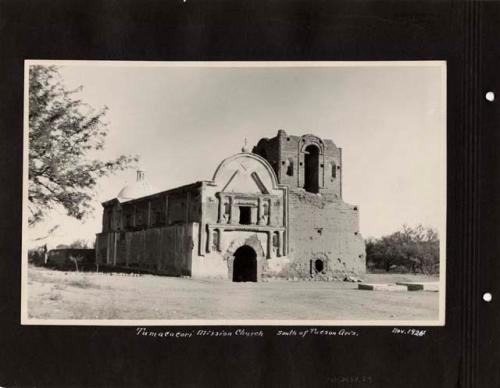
[22,61,446,325]
[4,1,500,385]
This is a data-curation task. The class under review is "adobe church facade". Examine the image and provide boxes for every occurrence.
[95,130,365,281]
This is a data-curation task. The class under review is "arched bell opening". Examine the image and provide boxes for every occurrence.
[304,144,320,193]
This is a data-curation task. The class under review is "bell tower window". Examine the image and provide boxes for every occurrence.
[304,144,320,193]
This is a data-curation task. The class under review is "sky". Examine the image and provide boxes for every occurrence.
[26,61,446,247]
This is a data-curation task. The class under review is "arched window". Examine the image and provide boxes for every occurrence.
[304,144,320,193]
[331,161,337,179]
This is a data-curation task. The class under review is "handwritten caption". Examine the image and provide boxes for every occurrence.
[276,328,359,337]
[391,328,427,337]
[135,327,362,339]
[135,327,427,339]
[136,327,264,338]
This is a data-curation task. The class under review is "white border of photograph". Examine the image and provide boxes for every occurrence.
[21,60,447,326]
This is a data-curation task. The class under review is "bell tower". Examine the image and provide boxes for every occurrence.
[252,130,343,199]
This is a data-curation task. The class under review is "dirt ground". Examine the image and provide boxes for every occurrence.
[26,265,440,321]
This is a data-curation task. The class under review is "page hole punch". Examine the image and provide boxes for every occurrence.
[483,292,493,302]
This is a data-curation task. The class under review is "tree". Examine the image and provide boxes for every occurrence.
[68,239,92,249]
[28,65,137,226]
[366,224,440,274]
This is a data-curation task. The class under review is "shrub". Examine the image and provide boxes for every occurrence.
[366,224,439,275]
[67,278,93,289]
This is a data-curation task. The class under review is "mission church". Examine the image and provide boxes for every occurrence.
[96,130,365,281]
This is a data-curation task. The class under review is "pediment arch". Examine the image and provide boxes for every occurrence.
[212,153,281,194]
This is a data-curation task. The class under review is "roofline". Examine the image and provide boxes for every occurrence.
[101,181,205,207]
[48,248,95,252]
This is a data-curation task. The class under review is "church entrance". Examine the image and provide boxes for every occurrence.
[232,245,257,282]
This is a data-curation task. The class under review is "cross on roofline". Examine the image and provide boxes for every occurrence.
[241,138,250,153]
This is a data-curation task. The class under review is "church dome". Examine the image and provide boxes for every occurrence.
[117,170,157,201]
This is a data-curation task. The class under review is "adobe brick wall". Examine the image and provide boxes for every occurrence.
[286,191,366,277]
[253,135,281,177]
[253,130,366,278]
[96,223,196,276]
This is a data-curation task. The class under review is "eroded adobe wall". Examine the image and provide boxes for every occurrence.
[286,192,366,278]
[252,136,280,177]
[95,233,112,265]
[166,188,202,225]
[102,184,203,234]
[95,223,197,276]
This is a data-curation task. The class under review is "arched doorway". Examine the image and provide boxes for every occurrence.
[304,144,320,193]
[232,245,257,282]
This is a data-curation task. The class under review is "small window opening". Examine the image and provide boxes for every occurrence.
[239,206,251,225]
[286,159,294,176]
[331,162,337,179]
[263,202,269,216]
[314,259,324,273]
[272,232,279,248]
[212,230,219,251]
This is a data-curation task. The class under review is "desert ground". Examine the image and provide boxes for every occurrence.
[26,265,440,321]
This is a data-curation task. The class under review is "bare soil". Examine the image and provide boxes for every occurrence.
[27,265,440,321]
